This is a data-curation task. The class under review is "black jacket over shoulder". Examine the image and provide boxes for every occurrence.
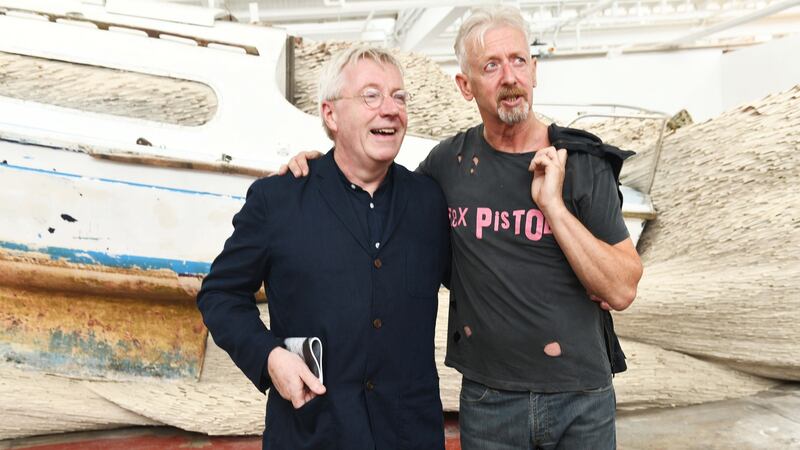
[197,150,451,450]
[549,123,634,374]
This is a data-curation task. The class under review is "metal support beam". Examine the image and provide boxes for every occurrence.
[549,0,614,48]
[666,0,800,47]
[397,6,467,52]
[243,0,496,23]
[546,0,614,34]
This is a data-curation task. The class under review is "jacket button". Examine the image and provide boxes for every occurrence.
[373,258,382,269]
[372,318,382,329]
[365,380,375,391]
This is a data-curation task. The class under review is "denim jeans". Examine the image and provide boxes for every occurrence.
[459,377,616,450]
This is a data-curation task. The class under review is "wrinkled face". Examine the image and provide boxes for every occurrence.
[322,59,408,167]
[460,26,537,126]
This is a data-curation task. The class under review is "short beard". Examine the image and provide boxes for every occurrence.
[496,86,531,125]
[498,101,530,125]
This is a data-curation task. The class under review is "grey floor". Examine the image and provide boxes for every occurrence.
[2,384,799,449]
[617,383,800,449]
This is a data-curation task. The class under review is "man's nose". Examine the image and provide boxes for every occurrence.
[500,61,516,85]
[378,94,401,115]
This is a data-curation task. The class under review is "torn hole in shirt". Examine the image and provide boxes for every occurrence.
[544,341,562,357]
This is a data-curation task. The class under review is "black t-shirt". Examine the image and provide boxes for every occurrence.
[418,124,629,392]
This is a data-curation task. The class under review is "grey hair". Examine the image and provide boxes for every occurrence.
[317,44,404,139]
[454,5,531,73]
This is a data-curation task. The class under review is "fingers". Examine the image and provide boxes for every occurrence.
[530,151,554,175]
[290,389,307,409]
[288,368,325,409]
[283,150,323,178]
[303,389,319,404]
[288,158,307,178]
[589,294,612,311]
[556,148,568,166]
[275,164,288,176]
[299,367,327,395]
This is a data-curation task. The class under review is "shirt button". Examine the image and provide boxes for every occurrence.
[369,202,374,209]
[350,184,356,189]
[373,258,382,269]
[374,242,380,249]
[365,380,375,391]
[372,318,382,329]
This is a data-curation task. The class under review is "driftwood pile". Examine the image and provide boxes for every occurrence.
[0,51,217,126]
[612,85,800,381]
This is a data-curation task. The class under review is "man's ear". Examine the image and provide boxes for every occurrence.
[321,101,338,134]
[455,72,474,101]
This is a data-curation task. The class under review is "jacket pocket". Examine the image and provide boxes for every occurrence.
[293,394,334,436]
[266,394,339,450]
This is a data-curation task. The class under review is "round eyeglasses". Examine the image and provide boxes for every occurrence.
[333,88,411,109]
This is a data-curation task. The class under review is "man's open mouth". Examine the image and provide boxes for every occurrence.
[371,128,397,136]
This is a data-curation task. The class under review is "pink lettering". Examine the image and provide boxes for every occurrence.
[512,210,525,235]
[448,207,469,228]
[476,207,492,239]
[525,209,544,241]
[457,207,469,227]
[500,211,510,230]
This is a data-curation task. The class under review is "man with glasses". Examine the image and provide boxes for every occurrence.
[197,45,450,450]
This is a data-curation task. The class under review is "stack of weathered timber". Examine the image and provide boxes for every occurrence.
[613,85,800,381]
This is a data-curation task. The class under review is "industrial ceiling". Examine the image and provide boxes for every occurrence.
[207,0,800,61]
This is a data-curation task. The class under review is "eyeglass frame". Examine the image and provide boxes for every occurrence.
[331,87,412,109]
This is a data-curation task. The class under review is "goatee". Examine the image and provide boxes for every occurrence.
[496,86,531,125]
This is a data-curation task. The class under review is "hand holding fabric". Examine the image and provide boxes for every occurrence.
[529,146,568,214]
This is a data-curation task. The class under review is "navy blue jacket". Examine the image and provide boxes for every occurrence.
[197,151,450,450]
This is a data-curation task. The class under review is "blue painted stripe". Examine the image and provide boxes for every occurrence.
[0,163,246,200]
[0,241,211,275]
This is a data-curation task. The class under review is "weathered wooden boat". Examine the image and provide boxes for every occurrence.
[2,0,787,440]
[0,0,439,383]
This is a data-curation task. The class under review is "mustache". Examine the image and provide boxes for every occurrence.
[497,86,527,102]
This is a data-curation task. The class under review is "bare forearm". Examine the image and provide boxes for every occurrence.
[544,205,643,310]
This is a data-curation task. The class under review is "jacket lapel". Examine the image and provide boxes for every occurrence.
[378,164,409,249]
[316,151,370,254]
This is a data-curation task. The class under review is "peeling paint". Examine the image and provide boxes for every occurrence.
[1,241,210,275]
[0,286,206,379]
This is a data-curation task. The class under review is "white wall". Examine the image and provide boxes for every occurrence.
[535,49,724,122]
[720,33,800,111]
